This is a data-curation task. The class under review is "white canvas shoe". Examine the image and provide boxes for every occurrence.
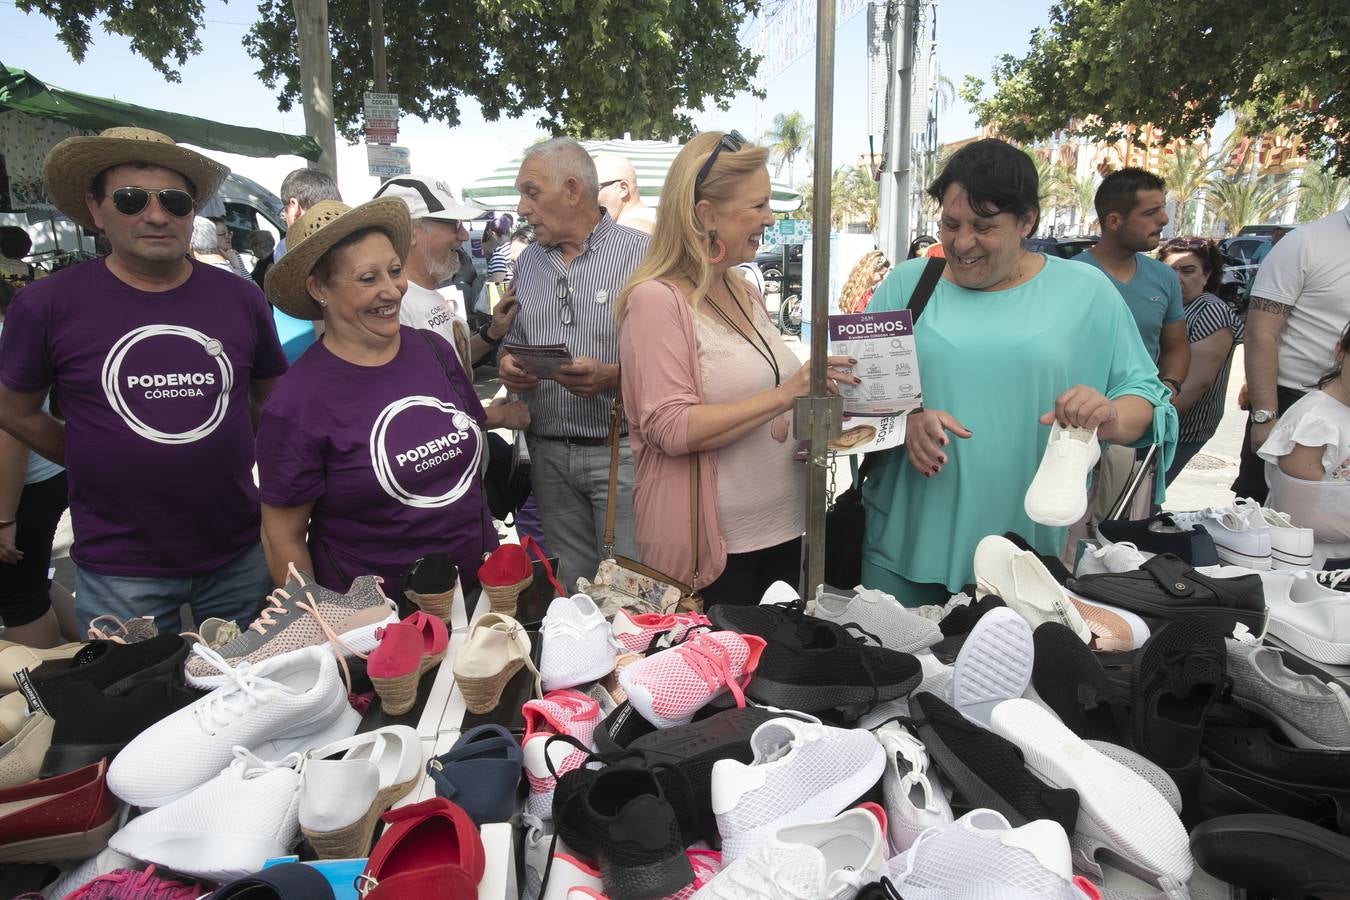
[539,594,621,692]
[1172,506,1272,570]
[1025,423,1101,527]
[974,535,1091,643]
[874,721,953,854]
[711,717,885,862]
[692,808,884,899]
[108,748,304,881]
[990,698,1194,883]
[107,645,358,809]
[1253,505,1315,570]
[1264,570,1350,664]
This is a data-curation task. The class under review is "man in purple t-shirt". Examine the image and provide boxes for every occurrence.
[0,127,288,634]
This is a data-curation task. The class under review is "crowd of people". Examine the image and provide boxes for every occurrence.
[0,123,1345,651]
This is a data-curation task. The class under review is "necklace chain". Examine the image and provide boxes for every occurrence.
[705,281,781,387]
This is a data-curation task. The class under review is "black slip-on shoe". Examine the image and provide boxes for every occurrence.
[912,691,1079,836]
[1098,514,1220,567]
[29,634,189,697]
[1190,762,1342,832]
[1067,553,1266,635]
[1202,726,1350,834]
[1031,621,1130,743]
[1190,814,1350,898]
[1131,617,1227,774]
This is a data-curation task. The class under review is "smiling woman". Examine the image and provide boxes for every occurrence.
[255,198,499,595]
[859,138,1178,605]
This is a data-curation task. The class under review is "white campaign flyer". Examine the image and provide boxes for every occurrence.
[829,309,923,416]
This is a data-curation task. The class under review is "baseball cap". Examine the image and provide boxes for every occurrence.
[374,174,484,222]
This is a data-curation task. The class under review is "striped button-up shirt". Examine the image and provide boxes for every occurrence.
[505,212,649,438]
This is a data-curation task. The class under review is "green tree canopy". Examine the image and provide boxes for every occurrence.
[17,0,764,139]
[961,0,1350,176]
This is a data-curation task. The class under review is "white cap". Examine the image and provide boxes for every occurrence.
[374,174,484,222]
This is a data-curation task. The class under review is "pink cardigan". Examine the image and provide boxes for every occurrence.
[619,280,728,589]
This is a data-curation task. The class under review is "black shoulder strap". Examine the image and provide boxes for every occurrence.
[854,256,946,483]
[418,328,455,383]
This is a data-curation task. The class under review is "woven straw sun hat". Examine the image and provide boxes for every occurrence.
[264,198,412,321]
[43,127,229,230]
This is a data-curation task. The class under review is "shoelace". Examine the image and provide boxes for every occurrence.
[1089,540,1140,561]
[726,852,820,899]
[1316,568,1349,591]
[668,633,749,708]
[180,619,242,649]
[85,614,155,644]
[228,745,304,779]
[245,584,368,690]
[189,644,288,735]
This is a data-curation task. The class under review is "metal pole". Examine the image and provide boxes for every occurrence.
[796,0,843,598]
[880,0,915,262]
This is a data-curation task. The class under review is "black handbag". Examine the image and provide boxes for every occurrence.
[823,256,946,589]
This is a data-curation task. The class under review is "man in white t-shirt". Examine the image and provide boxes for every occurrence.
[593,153,657,235]
[1234,207,1350,500]
[375,175,528,431]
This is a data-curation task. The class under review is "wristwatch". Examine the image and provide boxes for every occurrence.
[1252,409,1279,424]
[478,321,503,346]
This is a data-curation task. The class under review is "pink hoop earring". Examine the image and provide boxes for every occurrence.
[707,229,726,265]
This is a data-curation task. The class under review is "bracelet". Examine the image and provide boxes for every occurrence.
[478,322,503,346]
[1161,377,1181,393]
[0,519,14,527]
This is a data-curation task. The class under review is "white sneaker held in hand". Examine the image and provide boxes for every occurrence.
[1024,422,1101,527]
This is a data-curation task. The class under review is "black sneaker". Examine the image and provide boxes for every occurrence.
[1097,514,1220,566]
[929,595,1008,664]
[745,618,921,717]
[1066,554,1266,635]
[1190,814,1350,898]
[28,634,188,697]
[912,691,1080,836]
[1202,726,1350,832]
[1030,621,1129,743]
[707,598,809,636]
[38,675,201,777]
[1191,762,1342,831]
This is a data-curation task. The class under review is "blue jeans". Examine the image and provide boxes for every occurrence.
[75,543,272,635]
[526,436,637,592]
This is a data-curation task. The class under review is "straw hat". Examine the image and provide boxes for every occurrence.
[43,127,230,230]
[264,198,412,321]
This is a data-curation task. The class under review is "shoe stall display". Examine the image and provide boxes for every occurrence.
[5,512,1350,900]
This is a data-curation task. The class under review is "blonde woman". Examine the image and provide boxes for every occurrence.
[837,250,890,314]
[616,132,857,607]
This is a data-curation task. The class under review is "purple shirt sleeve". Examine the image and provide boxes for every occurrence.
[256,390,326,508]
[0,286,55,393]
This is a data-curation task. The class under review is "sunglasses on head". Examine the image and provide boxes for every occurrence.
[110,187,195,219]
[696,130,747,188]
[1163,236,1210,253]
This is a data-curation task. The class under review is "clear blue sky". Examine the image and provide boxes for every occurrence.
[3,0,1054,201]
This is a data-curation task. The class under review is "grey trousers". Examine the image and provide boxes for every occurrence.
[526,436,638,591]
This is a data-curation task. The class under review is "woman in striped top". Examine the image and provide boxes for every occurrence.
[1159,237,1244,485]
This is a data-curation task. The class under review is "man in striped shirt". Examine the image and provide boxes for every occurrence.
[499,138,649,589]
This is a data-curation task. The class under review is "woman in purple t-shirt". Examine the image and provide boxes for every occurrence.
[256,199,497,593]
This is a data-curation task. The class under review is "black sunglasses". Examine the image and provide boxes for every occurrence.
[696,130,747,188]
[556,275,574,326]
[111,187,195,219]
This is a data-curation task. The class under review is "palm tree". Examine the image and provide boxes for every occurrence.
[763,112,813,185]
[1206,174,1290,235]
[1068,174,1098,233]
[1158,145,1217,234]
[1296,165,1350,221]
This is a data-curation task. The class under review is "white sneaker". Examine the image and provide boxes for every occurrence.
[1024,423,1101,527]
[692,808,884,899]
[989,698,1194,882]
[1076,540,1150,576]
[1264,570,1350,665]
[1171,507,1272,570]
[761,580,803,608]
[108,748,303,881]
[108,645,359,808]
[948,607,1035,726]
[887,809,1087,899]
[299,725,422,857]
[711,716,885,862]
[973,535,1091,643]
[539,594,620,692]
[814,585,942,653]
[874,721,953,854]
[1253,506,1315,570]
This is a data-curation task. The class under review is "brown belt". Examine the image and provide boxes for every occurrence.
[534,434,611,447]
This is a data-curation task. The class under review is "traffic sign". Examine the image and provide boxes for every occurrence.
[775,219,811,243]
[367,144,412,177]
[364,126,398,145]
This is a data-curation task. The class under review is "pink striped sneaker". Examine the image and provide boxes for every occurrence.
[65,865,205,899]
[522,690,601,821]
[619,631,766,728]
[610,609,712,654]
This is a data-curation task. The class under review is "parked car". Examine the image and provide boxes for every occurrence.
[1022,236,1099,258]
[1217,235,1271,313]
[756,242,803,294]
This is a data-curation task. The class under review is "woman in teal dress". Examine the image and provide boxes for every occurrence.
[861,139,1176,604]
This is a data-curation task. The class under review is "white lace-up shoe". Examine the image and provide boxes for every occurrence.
[1172,506,1272,570]
[711,716,885,862]
[692,808,884,899]
[874,721,953,853]
[540,594,621,692]
[1249,505,1315,570]
[1076,540,1150,576]
[814,586,942,653]
[108,645,358,808]
[108,747,304,881]
[1025,423,1101,527]
[1264,570,1350,664]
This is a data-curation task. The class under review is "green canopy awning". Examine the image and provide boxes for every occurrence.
[0,62,321,161]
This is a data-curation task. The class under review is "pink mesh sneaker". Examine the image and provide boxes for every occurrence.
[618,631,766,728]
[610,609,712,654]
[65,865,205,899]
[522,689,601,821]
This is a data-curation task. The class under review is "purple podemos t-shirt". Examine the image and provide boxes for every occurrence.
[256,326,497,592]
[0,258,289,577]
